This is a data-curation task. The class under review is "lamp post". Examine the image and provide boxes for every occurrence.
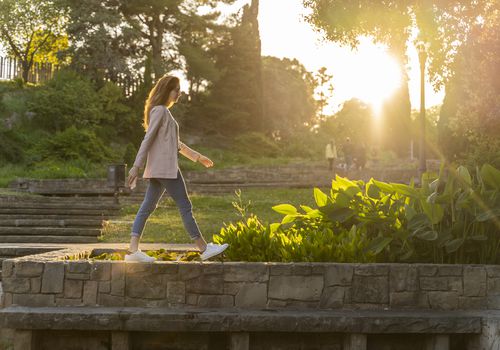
[417,41,428,179]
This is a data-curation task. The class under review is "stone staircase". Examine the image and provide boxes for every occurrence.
[0,195,120,244]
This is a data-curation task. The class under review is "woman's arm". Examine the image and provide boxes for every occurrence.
[179,141,213,168]
[132,107,164,169]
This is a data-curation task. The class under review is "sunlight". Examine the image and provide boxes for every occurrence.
[334,42,402,116]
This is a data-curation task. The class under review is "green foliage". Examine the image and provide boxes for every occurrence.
[91,249,202,262]
[29,70,105,132]
[0,128,25,163]
[32,126,113,163]
[214,164,500,263]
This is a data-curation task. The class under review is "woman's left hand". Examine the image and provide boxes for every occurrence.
[198,155,214,168]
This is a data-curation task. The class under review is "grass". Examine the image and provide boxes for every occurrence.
[100,188,317,244]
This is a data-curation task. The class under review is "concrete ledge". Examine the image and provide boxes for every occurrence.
[0,307,483,334]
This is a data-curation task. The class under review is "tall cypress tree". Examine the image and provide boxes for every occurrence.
[206,0,263,135]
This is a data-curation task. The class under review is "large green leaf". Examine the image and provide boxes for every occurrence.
[391,183,420,198]
[272,204,298,215]
[416,230,438,241]
[480,164,500,190]
[326,207,355,223]
[476,209,500,222]
[408,213,431,230]
[365,236,393,255]
[314,187,328,207]
[421,201,444,225]
[457,166,472,187]
[366,181,381,199]
[445,238,464,253]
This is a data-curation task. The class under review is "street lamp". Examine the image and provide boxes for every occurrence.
[416,41,430,180]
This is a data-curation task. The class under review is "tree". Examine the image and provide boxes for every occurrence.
[205,0,264,135]
[0,0,67,82]
[302,0,494,154]
[438,6,500,167]
[314,67,333,122]
[262,56,317,137]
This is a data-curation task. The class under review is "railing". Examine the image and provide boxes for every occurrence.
[0,56,142,96]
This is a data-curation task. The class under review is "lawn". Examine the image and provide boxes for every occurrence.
[100,188,317,244]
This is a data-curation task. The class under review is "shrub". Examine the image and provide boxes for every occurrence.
[233,132,280,157]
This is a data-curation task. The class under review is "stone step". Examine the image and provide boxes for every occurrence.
[0,208,118,216]
[0,227,101,236]
[0,235,98,243]
[0,219,105,227]
[0,200,120,210]
[0,214,111,221]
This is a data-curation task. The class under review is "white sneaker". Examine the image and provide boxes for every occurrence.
[124,249,156,263]
[200,243,229,261]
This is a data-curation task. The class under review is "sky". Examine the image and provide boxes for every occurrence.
[223,0,445,114]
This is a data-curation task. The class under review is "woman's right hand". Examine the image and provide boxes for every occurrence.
[127,166,139,188]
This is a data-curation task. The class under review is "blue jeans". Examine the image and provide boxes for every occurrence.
[131,170,202,240]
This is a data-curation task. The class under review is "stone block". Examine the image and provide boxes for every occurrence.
[64,280,83,298]
[186,293,198,305]
[55,298,84,306]
[234,283,267,308]
[390,265,418,292]
[98,293,125,306]
[167,281,185,304]
[487,296,500,309]
[2,260,14,278]
[111,262,126,280]
[3,292,12,307]
[464,267,487,297]
[126,274,165,299]
[324,265,354,286]
[14,261,44,277]
[198,294,234,308]
[487,278,500,296]
[186,274,224,294]
[268,275,323,301]
[418,265,438,276]
[319,286,345,308]
[83,280,98,306]
[111,279,125,297]
[420,277,448,291]
[67,261,91,274]
[438,265,463,276]
[13,293,55,307]
[486,265,500,278]
[30,277,41,293]
[355,264,389,276]
[151,262,178,275]
[428,291,459,310]
[458,296,488,309]
[224,263,269,282]
[178,263,202,280]
[2,277,30,293]
[203,263,224,274]
[390,291,428,309]
[99,281,111,294]
[266,299,287,308]
[65,273,89,280]
[351,276,389,304]
[41,262,65,293]
[224,282,243,295]
[269,263,294,275]
[447,276,463,294]
[90,262,111,281]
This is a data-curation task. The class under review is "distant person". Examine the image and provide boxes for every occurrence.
[325,139,338,171]
[126,75,228,262]
[342,137,354,171]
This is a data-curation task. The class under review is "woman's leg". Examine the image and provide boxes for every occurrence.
[159,170,207,252]
[129,179,165,252]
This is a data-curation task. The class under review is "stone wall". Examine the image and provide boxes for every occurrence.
[2,248,499,311]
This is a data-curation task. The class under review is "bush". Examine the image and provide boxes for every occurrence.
[214,164,500,264]
[33,126,114,163]
[28,69,105,132]
[0,128,25,163]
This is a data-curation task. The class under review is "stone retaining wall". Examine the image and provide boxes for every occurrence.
[2,248,499,311]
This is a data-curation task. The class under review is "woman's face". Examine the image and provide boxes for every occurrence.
[169,85,181,104]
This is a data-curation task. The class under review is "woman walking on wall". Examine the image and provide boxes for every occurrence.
[125,75,229,262]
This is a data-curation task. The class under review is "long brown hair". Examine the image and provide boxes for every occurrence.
[143,75,180,130]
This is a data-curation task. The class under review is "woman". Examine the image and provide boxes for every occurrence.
[325,139,338,171]
[125,75,228,262]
